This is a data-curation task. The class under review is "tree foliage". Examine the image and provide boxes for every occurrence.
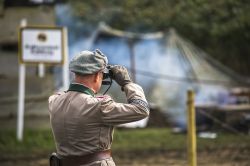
[68,0,250,77]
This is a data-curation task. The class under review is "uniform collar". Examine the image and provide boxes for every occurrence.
[68,83,95,96]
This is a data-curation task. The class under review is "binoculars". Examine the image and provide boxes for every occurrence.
[102,65,113,85]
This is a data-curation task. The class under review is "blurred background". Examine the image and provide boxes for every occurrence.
[0,0,250,166]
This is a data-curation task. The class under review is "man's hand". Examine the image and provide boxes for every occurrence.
[110,65,132,89]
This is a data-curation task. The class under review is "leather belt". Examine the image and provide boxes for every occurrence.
[60,149,112,166]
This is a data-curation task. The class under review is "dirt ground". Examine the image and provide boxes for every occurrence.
[1,148,250,166]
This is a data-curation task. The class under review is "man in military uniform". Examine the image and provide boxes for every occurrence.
[48,49,149,166]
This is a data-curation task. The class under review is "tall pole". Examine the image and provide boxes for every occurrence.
[187,90,197,166]
[128,39,136,82]
[17,18,27,141]
[63,27,69,90]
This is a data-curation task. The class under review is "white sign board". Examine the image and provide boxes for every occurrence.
[19,27,64,64]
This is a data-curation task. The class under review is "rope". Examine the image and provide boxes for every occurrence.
[127,68,237,86]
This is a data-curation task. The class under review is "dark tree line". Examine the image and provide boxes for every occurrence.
[68,0,250,77]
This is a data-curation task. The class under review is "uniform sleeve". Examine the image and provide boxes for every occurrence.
[48,91,66,113]
[100,83,150,125]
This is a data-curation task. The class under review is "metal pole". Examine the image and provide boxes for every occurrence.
[63,27,69,90]
[17,18,27,141]
[187,90,197,166]
[17,64,26,141]
[38,63,45,78]
[128,40,136,82]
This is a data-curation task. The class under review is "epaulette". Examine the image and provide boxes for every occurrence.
[96,95,110,100]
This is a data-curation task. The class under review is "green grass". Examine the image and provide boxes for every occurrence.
[0,129,55,157]
[0,128,250,157]
[197,132,250,150]
[113,128,187,152]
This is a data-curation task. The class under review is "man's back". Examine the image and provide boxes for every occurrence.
[49,83,149,158]
[49,87,112,157]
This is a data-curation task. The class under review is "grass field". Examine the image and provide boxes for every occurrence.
[0,128,250,165]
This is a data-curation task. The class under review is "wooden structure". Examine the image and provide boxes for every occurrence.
[196,102,250,134]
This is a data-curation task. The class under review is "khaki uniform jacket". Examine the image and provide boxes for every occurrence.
[48,82,149,165]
